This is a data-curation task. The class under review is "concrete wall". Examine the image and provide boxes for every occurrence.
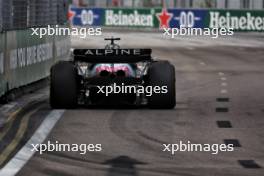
[0,27,70,97]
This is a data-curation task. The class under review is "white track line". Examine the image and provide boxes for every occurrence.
[220,77,227,81]
[0,110,65,176]
[218,72,225,76]
[221,89,228,94]
[187,47,194,50]
[221,82,228,87]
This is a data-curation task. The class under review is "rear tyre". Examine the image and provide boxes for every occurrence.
[50,61,78,109]
[147,61,176,109]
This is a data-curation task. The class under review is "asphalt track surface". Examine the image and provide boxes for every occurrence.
[0,31,264,176]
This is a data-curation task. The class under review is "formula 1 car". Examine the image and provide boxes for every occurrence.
[50,38,175,109]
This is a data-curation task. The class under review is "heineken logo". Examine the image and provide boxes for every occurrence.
[210,12,264,31]
[105,10,154,27]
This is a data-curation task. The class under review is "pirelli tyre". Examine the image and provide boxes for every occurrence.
[147,61,176,109]
[50,61,78,109]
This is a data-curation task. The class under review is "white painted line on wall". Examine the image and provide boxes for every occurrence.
[0,110,65,176]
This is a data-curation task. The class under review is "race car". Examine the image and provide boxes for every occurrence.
[50,37,175,109]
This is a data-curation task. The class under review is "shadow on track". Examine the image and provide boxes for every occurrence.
[103,156,145,176]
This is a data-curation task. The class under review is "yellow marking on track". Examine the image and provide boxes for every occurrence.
[0,108,40,166]
[0,108,22,141]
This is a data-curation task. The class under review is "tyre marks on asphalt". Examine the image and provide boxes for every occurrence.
[0,108,38,166]
[0,88,48,129]
[109,111,162,154]
[0,109,21,142]
[0,101,45,167]
[0,104,19,129]
[0,103,18,116]
[0,110,65,176]
[0,97,64,176]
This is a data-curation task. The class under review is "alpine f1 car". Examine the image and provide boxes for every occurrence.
[50,38,175,109]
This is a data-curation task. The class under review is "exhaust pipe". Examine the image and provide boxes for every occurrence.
[99,70,110,77]
[116,70,126,77]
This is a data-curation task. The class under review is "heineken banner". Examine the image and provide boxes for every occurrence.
[207,10,264,31]
[167,9,208,28]
[104,8,159,27]
[69,7,104,26]
[69,7,264,31]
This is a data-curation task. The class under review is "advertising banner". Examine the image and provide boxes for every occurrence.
[104,8,159,28]
[207,10,264,31]
[167,9,208,28]
[70,7,264,31]
[69,7,104,26]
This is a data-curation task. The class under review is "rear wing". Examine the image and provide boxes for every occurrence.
[73,49,152,63]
